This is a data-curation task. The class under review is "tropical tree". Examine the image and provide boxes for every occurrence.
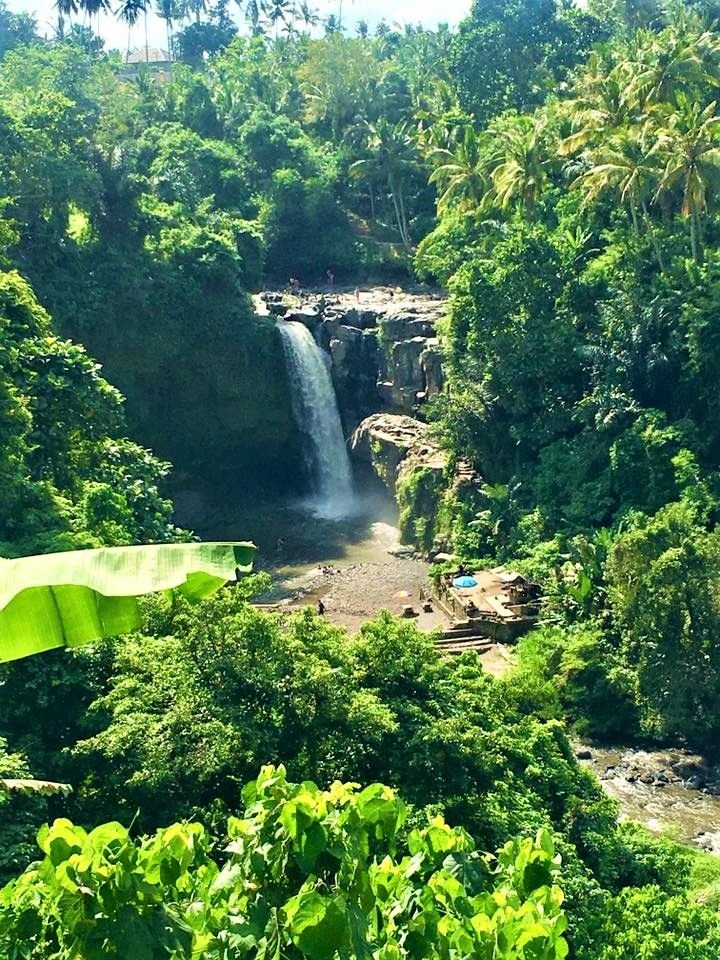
[429,125,489,213]
[573,124,665,268]
[651,95,720,261]
[624,15,720,110]
[155,0,178,54]
[115,0,148,56]
[486,114,552,219]
[349,118,420,249]
[558,52,634,155]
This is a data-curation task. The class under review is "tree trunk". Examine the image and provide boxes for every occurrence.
[397,181,411,250]
[389,180,405,248]
[630,198,640,235]
[690,211,700,263]
[641,198,665,272]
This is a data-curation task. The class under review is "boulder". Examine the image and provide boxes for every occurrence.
[350,413,446,495]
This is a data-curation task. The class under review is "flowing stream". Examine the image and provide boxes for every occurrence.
[277,319,354,517]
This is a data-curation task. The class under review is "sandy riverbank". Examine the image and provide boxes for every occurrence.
[265,554,515,678]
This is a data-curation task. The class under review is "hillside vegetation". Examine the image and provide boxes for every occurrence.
[2,0,720,955]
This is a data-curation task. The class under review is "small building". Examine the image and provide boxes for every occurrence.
[434,567,540,643]
[120,48,172,83]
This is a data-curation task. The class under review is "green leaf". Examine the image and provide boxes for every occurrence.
[0,541,254,661]
[289,892,349,960]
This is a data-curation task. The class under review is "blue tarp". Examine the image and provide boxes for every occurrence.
[452,576,478,588]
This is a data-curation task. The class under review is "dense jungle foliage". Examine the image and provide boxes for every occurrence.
[3,0,720,954]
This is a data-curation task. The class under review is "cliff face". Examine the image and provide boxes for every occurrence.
[349,413,446,496]
[267,289,447,435]
[76,292,301,492]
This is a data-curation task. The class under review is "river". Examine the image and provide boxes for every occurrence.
[579,744,720,854]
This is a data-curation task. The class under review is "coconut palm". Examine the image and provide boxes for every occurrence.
[559,53,634,156]
[155,0,176,55]
[428,126,489,214]
[350,118,419,250]
[116,0,147,57]
[54,0,79,35]
[625,15,720,110]
[573,124,665,269]
[298,0,318,33]
[486,115,551,219]
[651,95,720,261]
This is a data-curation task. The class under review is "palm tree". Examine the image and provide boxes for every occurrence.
[486,116,550,219]
[266,0,290,36]
[559,53,633,156]
[428,126,488,213]
[54,0,79,35]
[80,0,112,32]
[573,125,665,269]
[624,15,720,110]
[155,0,176,56]
[236,0,266,34]
[349,119,419,250]
[651,96,720,261]
[115,0,147,58]
[297,0,318,33]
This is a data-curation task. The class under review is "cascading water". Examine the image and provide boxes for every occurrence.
[277,319,355,518]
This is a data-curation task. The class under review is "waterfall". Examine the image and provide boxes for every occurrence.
[277,320,355,517]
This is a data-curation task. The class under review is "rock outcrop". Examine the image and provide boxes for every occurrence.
[350,413,446,496]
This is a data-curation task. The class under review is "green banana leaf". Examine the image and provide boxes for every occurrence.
[0,542,255,662]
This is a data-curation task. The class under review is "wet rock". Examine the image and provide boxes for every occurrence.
[327,326,380,431]
[671,759,706,780]
[285,307,320,328]
[576,748,593,760]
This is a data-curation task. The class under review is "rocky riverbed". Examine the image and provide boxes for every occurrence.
[576,743,720,853]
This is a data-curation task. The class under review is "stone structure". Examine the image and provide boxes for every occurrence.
[121,48,172,83]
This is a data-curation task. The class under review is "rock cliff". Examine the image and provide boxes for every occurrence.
[264,289,446,434]
[349,412,446,495]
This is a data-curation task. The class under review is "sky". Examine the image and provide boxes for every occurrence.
[6,0,471,54]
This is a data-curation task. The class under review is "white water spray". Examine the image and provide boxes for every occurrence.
[277,319,354,518]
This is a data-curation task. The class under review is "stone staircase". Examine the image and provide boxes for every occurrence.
[435,620,497,655]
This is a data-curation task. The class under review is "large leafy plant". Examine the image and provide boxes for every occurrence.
[0,765,569,960]
[0,542,254,662]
